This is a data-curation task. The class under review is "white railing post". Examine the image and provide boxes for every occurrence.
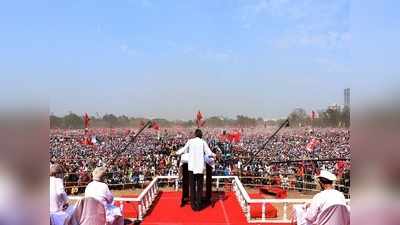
[175,178,179,191]
[119,200,124,212]
[145,195,149,210]
[138,203,143,220]
[151,186,154,200]
[246,204,251,221]
[262,203,266,221]
[283,202,288,221]
[216,178,220,190]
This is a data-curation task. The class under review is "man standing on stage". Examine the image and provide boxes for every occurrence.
[177,129,215,211]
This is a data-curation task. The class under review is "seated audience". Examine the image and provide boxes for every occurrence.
[84,167,123,225]
[50,164,74,224]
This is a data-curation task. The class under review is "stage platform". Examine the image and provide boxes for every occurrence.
[116,191,292,225]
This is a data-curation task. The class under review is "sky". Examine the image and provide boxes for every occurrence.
[0,0,398,120]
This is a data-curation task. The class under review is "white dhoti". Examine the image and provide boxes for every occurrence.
[293,204,312,225]
[105,204,123,225]
[50,206,75,225]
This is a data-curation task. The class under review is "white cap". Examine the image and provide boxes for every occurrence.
[317,170,337,181]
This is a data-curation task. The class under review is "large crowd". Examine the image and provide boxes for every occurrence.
[50,126,350,192]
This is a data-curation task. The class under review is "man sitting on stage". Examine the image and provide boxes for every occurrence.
[84,167,124,225]
[293,170,349,225]
[50,164,75,225]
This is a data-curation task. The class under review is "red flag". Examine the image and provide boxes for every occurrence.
[83,113,90,134]
[233,131,241,143]
[196,110,205,128]
[151,121,160,130]
[81,136,93,145]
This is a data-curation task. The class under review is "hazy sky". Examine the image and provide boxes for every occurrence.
[1,0,399,120]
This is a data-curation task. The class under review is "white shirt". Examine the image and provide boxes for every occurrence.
[50,176,68,213]
[305,189,347,224]
[178,137,215,174]
[176,146,189,165]
[84,180,114,206]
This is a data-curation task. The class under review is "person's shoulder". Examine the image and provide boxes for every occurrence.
[189,137,199,142]
[312,191,324,201]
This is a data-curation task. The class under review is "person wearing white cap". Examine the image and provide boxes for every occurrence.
[293,170,349,225]
[84,167,123,225]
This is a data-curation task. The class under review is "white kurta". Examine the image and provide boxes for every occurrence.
[50,176,74,225]
[295,189,348,225]
[176,145,189,165]
[85,181,122,224]
[178,137,215,174]
[49,176,68,213]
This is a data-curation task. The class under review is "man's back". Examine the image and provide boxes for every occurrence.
[187,137,207,174]
[306,189,348,224]
[84,180,113,206]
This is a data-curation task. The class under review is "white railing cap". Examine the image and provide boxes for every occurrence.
[68,175,350,205]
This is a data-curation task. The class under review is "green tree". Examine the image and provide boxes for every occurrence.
[103,114,118,128]
[63,113,83,129]
[289,108,309,127]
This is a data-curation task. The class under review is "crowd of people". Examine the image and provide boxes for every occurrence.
[50,126,350,193]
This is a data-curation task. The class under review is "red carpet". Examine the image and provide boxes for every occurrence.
[116,191,291,225]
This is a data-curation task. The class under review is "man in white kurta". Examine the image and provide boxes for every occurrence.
[84,167,123,225]
[50,164,74,225]
[178,129,215,210]
[294,170,349,225]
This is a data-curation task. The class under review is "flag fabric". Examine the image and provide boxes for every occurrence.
[231,131,241,143]
[151,121,160,130]
[81,136,93,145]
[195,110,205,128]
[220,130,241,143]
[83,113,90,129]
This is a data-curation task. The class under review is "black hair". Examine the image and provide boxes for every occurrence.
[195,129,203,138]
[319,177,333,185]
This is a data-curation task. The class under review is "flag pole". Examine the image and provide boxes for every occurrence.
[240,118,289,174]
[107,120,153,166]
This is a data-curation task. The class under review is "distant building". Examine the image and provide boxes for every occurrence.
[344,88,350,107]
[328,104,341,111]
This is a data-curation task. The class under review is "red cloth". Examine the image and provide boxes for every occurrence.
[260,186,288,199]
[151,121,160,130]
[195,111,205,127]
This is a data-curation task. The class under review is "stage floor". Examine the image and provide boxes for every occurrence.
[117,191,292,225]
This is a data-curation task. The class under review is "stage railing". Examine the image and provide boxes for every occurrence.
[68,175,350,223]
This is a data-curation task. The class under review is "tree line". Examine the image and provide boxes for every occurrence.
[50,106,350,129]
